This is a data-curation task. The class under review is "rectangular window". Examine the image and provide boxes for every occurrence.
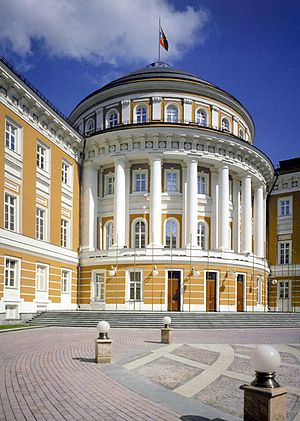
[36,265,47,291]
[61,219,70,248]
[61,270,71,293]
[36,208,46,241]
[62,161,70,185]
[279,242,290,264]
[256,277,262,304]
[165,171,178,192]
[4,193,16,231]
[94,273,105,301]
[5,258,18,288]
[197,174,206,194]
[5,121,16,151]
[36,142,49,172]
[134,172,147,192]
[129,271,142,301]
[280,199,290,216]
[105,175,115,195]
[279,281,289,299]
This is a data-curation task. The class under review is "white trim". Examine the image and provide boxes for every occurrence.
[126,268,144,307]
[91,270,106,302]
[164,169,180,193]
[131,217,148,249]
[165,103,179,123]
[105,108,119,128]
[133,103,148,123]
[132,169,148,193]
[164,217,180,248]
[36,262,49,292]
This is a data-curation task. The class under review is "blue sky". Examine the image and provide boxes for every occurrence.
[1,0,299,166]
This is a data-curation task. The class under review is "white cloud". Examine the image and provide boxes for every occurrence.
[0,0,209,66]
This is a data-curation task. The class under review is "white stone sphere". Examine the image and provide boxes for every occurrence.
[97,320,110,334]
[250,345,281,373]
[163,316,172,326]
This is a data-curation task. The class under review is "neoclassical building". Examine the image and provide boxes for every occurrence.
[70,62,274,313]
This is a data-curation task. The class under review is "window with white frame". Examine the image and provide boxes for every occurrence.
[61,219,70,248]
[105,222,114,249]
[61,270,71,293]
[129,271,142,301]
[4,193,17,231]
[239,129,244,139]
[196,109,207,126]
[5,258,19,288]
[279,281,289,299]
[133,219,146,248]
[94,273,105,301]
[279,242,291,265]
[221,118,230,131]
[36,207,46,241]
[166,105,178,123]
[256,276,263,304]
[105,174,115,195]
[5,120,18,152]
[107,111,118,128]
[165,170,179,192]
[136,106,147,123]
[62,161,71,186]
[279,199,290,216]
[197,174,207,194]
[133,171,147,192]
[165,218,179,248]
[36,264,48,291]
[36,141,49,172]
[197,222,207,249]
[85,118,95,134]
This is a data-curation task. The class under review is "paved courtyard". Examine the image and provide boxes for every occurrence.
[0,326,299,420]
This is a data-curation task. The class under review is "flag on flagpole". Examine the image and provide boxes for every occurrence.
[160,26,169,51]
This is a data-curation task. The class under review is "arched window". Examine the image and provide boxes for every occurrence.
[196,109,207,126]
[197,222,207,249]
[136,106,147,123]
[133,219,146,249]
[85,118,95,134]
[105,222,114,249]
[107,111,118,128]
[165,218,179,248]
[239,129,244,139]
[166,105,178,123]
[221,118,230,131]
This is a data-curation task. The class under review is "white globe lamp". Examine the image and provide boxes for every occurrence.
[163,316,172,328]
[250,345,281,388]
[97,320,110,339]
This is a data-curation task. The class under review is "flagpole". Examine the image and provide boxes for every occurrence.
[158,17,161,63]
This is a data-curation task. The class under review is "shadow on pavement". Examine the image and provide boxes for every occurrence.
[181,416,227,421]
[72,357,95,363]
[144,340,162,343]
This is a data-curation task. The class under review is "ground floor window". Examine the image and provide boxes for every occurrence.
[279,281,289,299]
[94,273,105,301]
[129,271,142,301]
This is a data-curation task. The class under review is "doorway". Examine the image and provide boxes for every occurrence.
[236,274,245,312]
[167,270,181,311]
[206,271,217,312]
[278,281,290,312]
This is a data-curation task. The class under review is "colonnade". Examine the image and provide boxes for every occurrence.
[81,156,266,257]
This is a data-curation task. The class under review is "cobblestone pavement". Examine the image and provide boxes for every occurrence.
[0,327,300,421]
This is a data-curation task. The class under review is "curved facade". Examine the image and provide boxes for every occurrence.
[71,62,274,312]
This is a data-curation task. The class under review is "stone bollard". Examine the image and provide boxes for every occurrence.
[161,316,173,344]
[240,345,287,421]
[95,320,112,364]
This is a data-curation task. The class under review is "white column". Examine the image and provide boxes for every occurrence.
[183,98,192,123]
[121,100,131,124]
[150,156,162,247]
[211,106,219,129]
[182,163,187,247]
[241,175,252,254]
[186,158,198,247]
[254,184,264,257]
[114,157,126,248]
[152,97,162,120]
[218,165,230,250]
[232,179,241,253]
[81,161,98,251]
[96,109,103,131]
[125,164,131,247]
[211,171,219,250]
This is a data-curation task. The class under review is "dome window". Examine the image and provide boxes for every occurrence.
[239,129,244,139]
[136,106,147,123]
[221,118,230,132]
[85,118,95,134]
[107,110,118,128]
[196,109,207,127]
[166,105,178,123]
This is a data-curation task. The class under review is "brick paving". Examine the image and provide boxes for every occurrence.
[0,327,299,421]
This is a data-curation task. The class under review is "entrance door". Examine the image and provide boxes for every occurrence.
[237,274,244,312]
[206,271,217,312]
[167,271,181,311]
[278,281,290,312]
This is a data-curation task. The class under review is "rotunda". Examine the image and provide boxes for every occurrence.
[69,62,274,312]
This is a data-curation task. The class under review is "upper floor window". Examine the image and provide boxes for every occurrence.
[196,109,207,126]
[61,219,70,248]
[166,105,178,123]
[134,171,147,192]
[5,121,17,151]
[36,264,48,291]
[221,118,230,131]
[165,170,179,192]
[105,174,115,195]
[129,271,142,301]
[279,199,290,216]
[279,242,291,265]
[165,218,179,248]
[107,111,118,128]
[4,193,17,232]
[197,174,207,194]
[62,161,71,186]
[85,118,95,134]
[239,129,244,139]
[61,270,71,293]
[5,258,19,288]
[36,141,49,172]
[133,219,146,249]
[136,106,147,123]
[36,207,46,241]
[105,221,114,249]
[197,222,208,249]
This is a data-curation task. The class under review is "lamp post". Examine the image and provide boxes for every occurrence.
[240,345,287,421]
[161,316,173,344]
[95,320,112,363]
